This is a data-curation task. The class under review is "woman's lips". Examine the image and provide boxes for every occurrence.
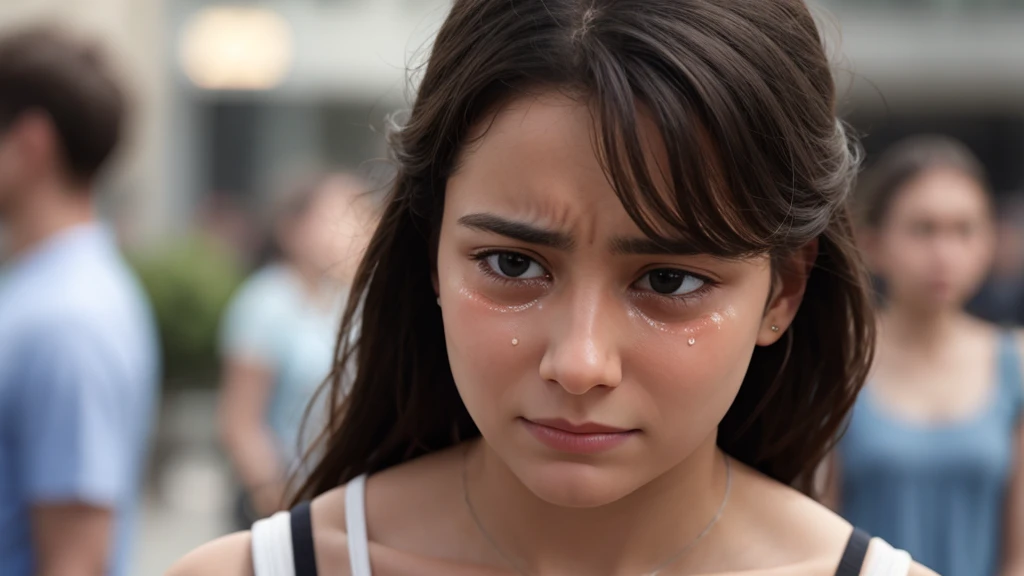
[521,418,638,454]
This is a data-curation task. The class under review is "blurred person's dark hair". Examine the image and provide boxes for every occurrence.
[0,25,126,187]
[854,135,991,230]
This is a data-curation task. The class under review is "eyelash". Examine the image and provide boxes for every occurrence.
[470,250,551,288]
[468,249,716,306]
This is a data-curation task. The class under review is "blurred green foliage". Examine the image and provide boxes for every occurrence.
[130,235,244,389]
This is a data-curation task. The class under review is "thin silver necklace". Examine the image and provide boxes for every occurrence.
[462,449,732,576]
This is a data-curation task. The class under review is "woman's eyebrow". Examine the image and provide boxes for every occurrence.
[458,213,574,250]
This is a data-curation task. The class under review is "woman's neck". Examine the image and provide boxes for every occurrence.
[2,181,94,261]
[463,434,728,575]
[880,303,967,353]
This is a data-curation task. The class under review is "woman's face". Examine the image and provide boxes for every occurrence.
[871,168,995,312]
[436,93,798,507]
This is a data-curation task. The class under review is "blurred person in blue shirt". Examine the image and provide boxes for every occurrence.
[217,173,375,529]
[0,27,159,576]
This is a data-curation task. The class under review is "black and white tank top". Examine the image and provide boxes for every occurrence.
[250,474,914,576]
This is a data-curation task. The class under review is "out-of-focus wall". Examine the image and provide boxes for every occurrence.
[0,0,171,247]
[824,4,1024,112]
[166,0,452,229]
[818,1,1024,196]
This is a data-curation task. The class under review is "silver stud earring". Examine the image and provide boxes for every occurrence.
[436,296,441,306]
[771,325,780,332]
[687,337,696,346]
[511,338,519,346]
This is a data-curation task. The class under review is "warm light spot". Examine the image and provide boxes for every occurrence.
[180,6,293,90]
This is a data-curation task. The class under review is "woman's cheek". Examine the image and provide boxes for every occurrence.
[441,276,539,414]
[630,304,759,427]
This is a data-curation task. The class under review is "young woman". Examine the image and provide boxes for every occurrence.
[218,174,374,526]
[171,1,934,574]
[833,136,1022,576]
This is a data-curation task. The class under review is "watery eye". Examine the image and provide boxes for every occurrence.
[485,252,546,279]
[637,269,705,296]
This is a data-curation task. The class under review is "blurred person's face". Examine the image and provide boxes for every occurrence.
[283,180,375,283]
[435,94,804,508]
[869,168,995,311]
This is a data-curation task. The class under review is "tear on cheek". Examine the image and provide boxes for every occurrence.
[631,306,738,342]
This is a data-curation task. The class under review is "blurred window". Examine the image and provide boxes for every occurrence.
[203,100,387,209]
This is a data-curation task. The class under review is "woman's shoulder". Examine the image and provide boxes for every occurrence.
[727,461,935,575]
[231,265,296,303]
[906,563,940,576]
[164,484,356,576]
[311,446,466,546]
[220,265,297,340]
[164,532,254,576]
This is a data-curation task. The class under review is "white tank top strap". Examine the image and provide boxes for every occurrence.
[251,510,296,576]
[865,537,913,576]
[250,475,372,576]
[345,474,373,576]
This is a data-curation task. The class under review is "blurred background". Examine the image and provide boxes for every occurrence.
[0,0,1021,574]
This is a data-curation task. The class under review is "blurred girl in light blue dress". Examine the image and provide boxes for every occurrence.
[217,173,376,527]
[833,136,1024,576]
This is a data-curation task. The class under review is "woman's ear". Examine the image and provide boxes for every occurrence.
[758,238,818,346]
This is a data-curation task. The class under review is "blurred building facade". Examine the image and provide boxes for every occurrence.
[822,0,1024,196]
[168,0,450,261]
[168,0,1024,234]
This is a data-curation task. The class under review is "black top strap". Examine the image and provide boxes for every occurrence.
[835,528,871,576]
[290,501,319,576]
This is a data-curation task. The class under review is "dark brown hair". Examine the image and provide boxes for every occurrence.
[854,135,990,229]
[0,25,125,185]
[295,0,874,501]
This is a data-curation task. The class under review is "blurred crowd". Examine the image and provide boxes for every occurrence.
[0,10,1023,576]
[0,25,379,576]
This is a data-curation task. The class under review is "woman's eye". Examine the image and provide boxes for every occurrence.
[636,269,705,296]
[485,252,546,279]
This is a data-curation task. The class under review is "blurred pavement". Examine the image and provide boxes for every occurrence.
[133,390,234,576]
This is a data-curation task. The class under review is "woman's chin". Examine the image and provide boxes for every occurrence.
[513,460,641,508]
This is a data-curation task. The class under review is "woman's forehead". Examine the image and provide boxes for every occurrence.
[446,90,768,260]
[447,94,671,240]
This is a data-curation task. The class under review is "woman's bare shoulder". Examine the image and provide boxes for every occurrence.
[908,561,939,576]
[730,466,939,576]
[310,484,354,570]
[314,447,467,549]
[163,484,354,576]
[164,532,253,576]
